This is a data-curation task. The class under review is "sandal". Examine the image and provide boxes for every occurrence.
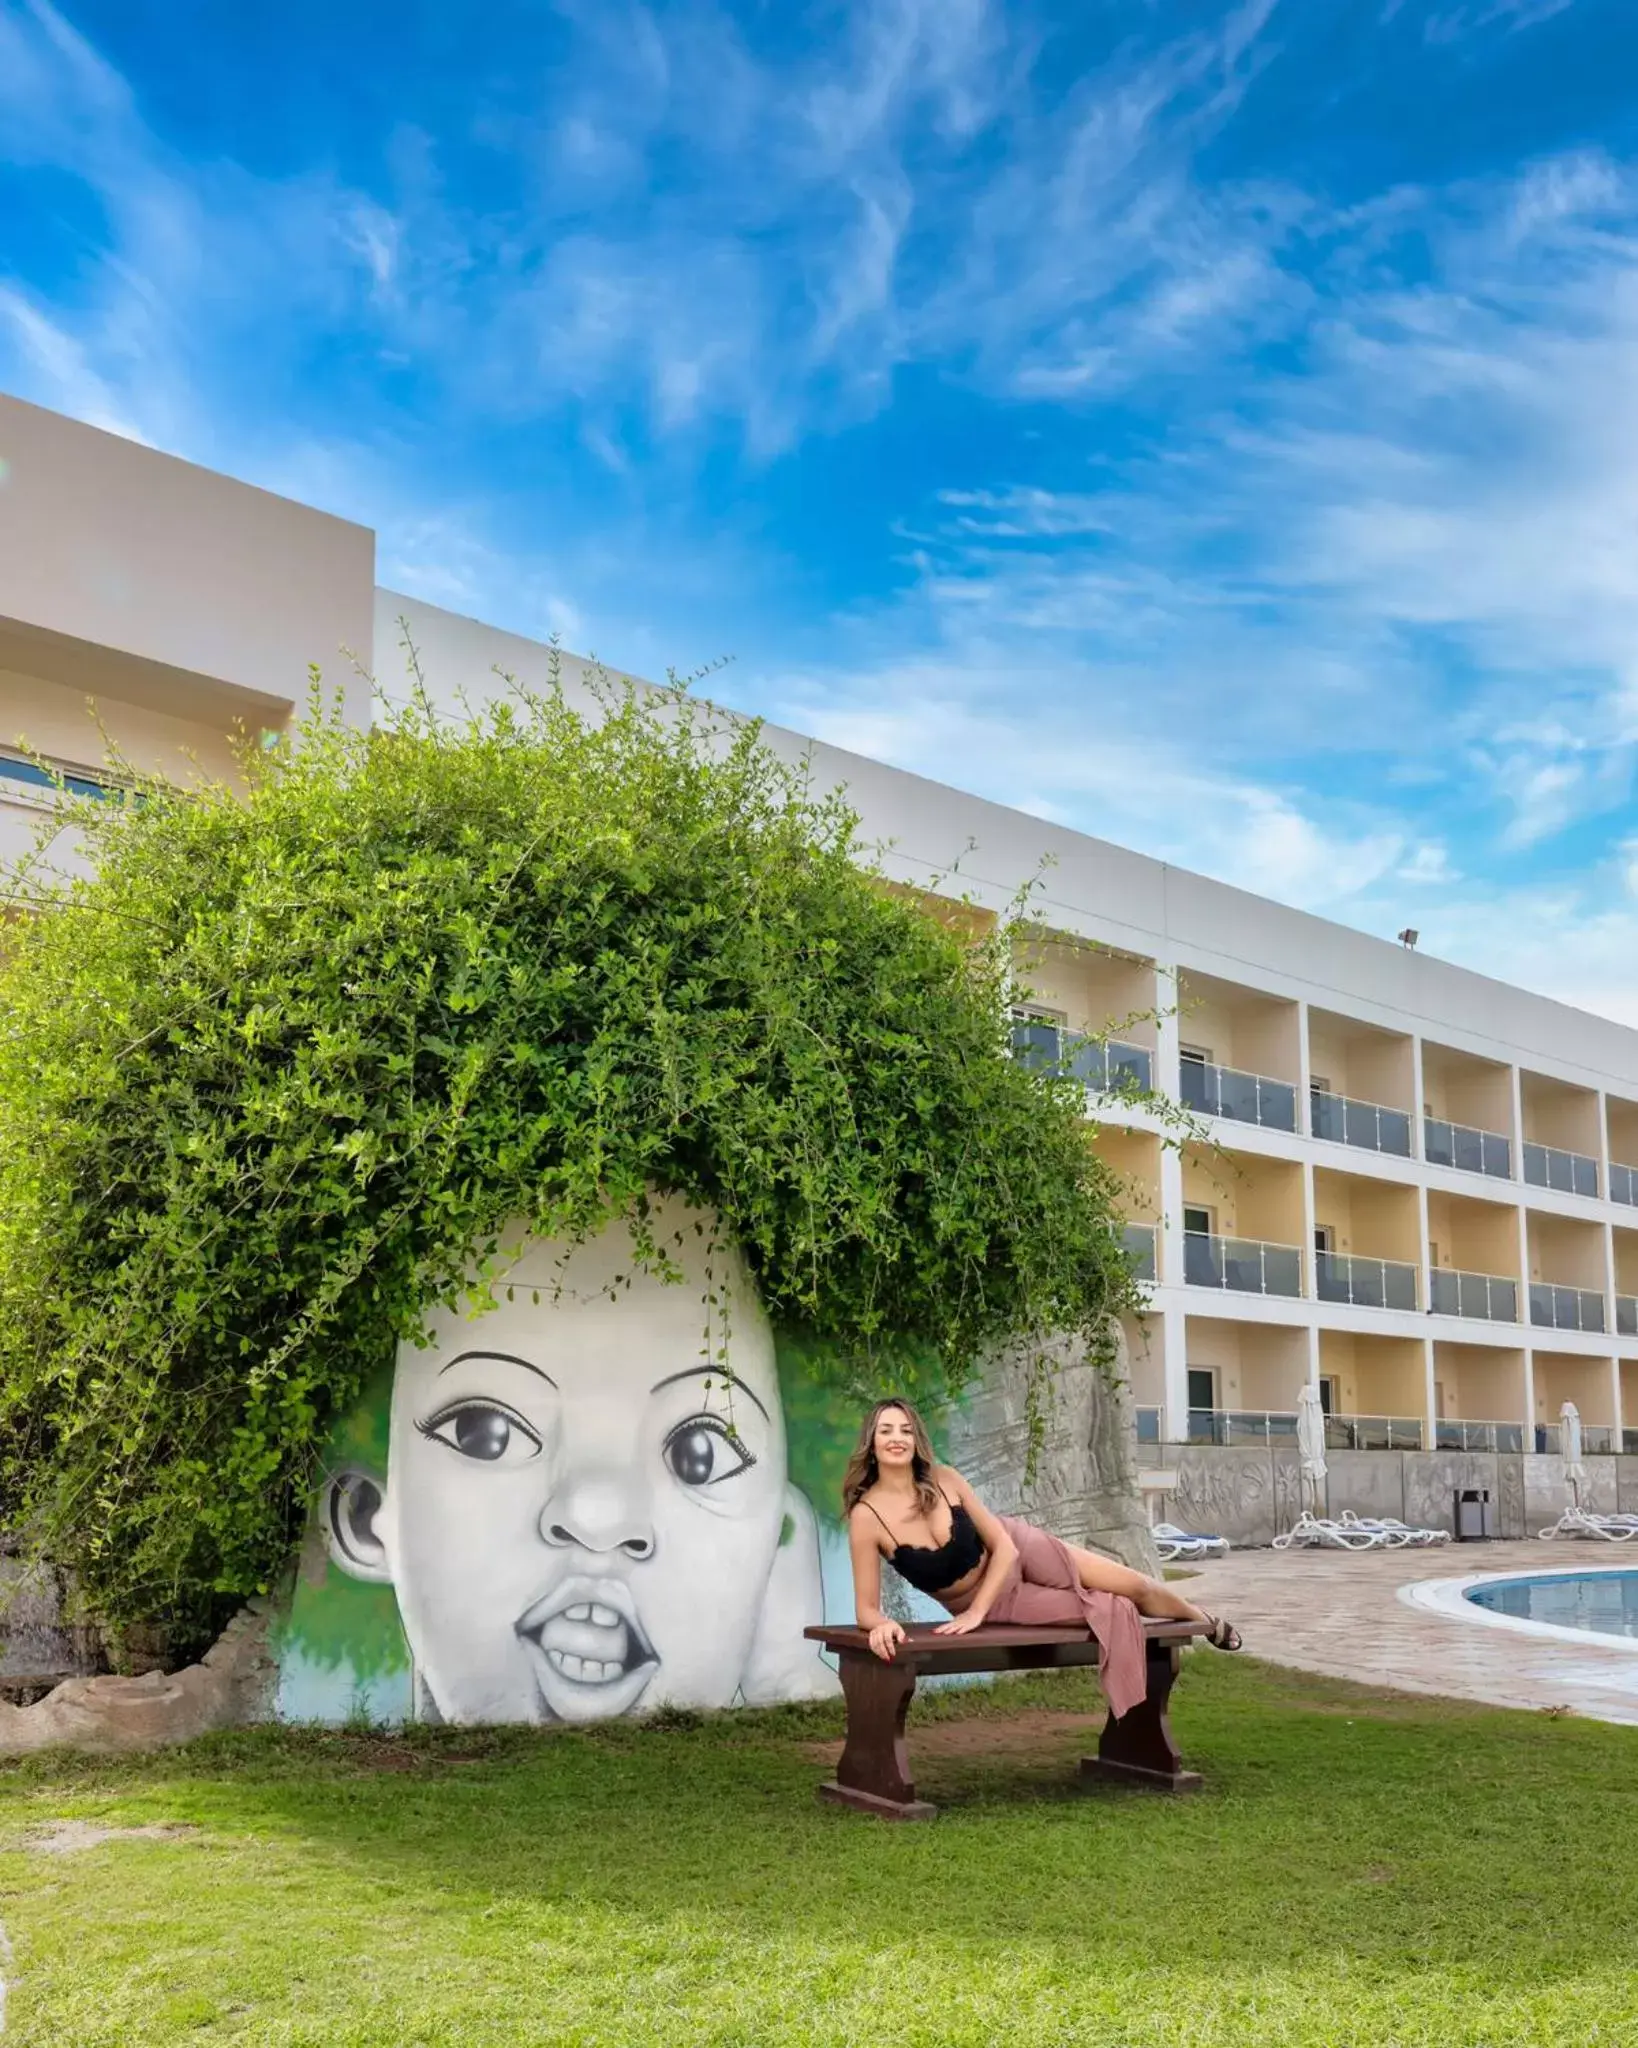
[1200,1614,1242,1652]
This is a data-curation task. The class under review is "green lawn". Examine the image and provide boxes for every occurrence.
[2,1655,1635,2046]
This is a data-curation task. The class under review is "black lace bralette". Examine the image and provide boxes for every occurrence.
[869,1496,986,1594]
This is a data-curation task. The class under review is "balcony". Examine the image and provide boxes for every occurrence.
[1424,1117,1511,1181]
[1529,1282,1606,1334]
[1315,1250,1418,1313]
[1120,1223,1157,1280]
[1185,1407,1298,1446]
[1612,1161,1638,1207]
[1309,1089,1412,1158]
[1523,1142,1599,1199]
[1536,1422,1616,1455]
[1323,1414,1425,1451]
[1434,1418,1525,1453]
[1429,1268,1518,1323]
[1183,1231,1303,1298]
[1010,1017,1153,1093]
[1180,1059,1296,1133]
[1618,1294,1638,1337]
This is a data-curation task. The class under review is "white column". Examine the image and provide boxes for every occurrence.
[1422,1332,1437,1451]
[1509,1063,1525,1184]
[1522,1348,1537,1452]
[1517,1202,1535,1445]
[1410,1036,1427,1162]
[1596,1087,1612,1198]
[1161,1302,1190,1446]
[1296,998,1312,1134]
[1610,1354,1624,1452]
[1417,1182,1432,1316]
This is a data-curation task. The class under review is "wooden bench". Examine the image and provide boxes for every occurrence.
[804,1618,1212,1819]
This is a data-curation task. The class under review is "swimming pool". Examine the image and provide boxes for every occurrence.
[1466,1569,1638,1641]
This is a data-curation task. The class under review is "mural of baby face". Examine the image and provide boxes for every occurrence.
[350,1198,792,1723]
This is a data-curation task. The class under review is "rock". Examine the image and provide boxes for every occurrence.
[0,1599,279,1756]
[943,1322,1159,1575]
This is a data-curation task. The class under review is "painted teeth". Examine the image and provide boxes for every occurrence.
[546,1649,626,1684]
[562,1602,622,1627]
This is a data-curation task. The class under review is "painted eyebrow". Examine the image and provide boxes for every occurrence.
[649,1366,770,1423]
[435,1350,558,1386]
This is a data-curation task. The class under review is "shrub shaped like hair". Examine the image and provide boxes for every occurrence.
[0,657,1138,1642]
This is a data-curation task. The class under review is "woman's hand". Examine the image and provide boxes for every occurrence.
[867,1619,906,1662]
[933,1608,987,1637]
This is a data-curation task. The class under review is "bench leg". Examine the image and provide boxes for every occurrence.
[817,1650,937,1820]
[1080,1640,1202,1794]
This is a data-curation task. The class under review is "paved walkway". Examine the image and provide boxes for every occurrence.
[1186,1539,1638,1726]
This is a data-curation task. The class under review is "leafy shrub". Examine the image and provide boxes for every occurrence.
[0,667,1136,1643]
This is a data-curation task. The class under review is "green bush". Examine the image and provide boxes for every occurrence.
[0,666,1137,1644]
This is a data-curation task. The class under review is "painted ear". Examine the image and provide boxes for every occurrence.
[739,1484,841,1705]
[322,1467,394,1584]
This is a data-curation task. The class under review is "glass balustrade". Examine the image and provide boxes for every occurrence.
[1315,1250,1419,1311]
[1135,1405,1162,1445]
[1611,1161,1638,1207]
[1322,1414,1425,1451]
[1179,1058,1297,1132]
[1434,1418,1525,1454]
[1010,1017,1153,1093]
[1185,1408,1300,1446]
[1584,1424,1615,1454]
[1120,1223,1157,1280]
[1429,1267,1518,1322]
[1523,1141,1599,1198]
[1617,1294,1638,1337]
[1528,1282,1606,1333]
[1183,1230,1303,1298]
[1309,1089,1413,1157]
[1625,1428,1638,1456]
[1423,1117,1512,1180]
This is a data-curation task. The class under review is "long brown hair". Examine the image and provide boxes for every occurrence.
[841,1398,941,1519]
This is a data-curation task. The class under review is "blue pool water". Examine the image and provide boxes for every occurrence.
[1467,1570,1638,1640]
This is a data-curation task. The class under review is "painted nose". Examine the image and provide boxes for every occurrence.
[539,1469,655,1559]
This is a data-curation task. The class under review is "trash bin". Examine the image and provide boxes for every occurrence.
[1455,1488,1496,1541]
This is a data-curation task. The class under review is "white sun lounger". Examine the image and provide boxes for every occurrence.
[1152,1521,1229,1563]
[1272,1512,1388,1551]
[1337,1511,1450,1547]
[1538,1507,1638,1543]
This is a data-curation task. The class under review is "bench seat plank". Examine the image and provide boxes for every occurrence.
[803,1618,1211,1819]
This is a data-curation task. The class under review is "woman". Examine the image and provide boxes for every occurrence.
[845,1397,1240,1720]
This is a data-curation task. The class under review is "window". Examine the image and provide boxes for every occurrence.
[1311,1074,1332,1094]
[0,750,121,803]
[1180,1044,1211,1066]
[1186,1368,1217,1411]
[1183,1205,1213,1237]
[1318,1376,1337,1416]
[1314,1225,1335,1254]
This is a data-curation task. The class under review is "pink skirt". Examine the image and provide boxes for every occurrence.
[974,1515,1147,1720]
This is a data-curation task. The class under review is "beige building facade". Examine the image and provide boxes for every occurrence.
[8,390,1638,1494]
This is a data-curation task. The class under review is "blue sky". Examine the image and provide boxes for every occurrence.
[6,1,1638,1019]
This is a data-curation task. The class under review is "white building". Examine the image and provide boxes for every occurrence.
[7,391,1638,1524]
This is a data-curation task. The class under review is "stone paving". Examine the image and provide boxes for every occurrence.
[1186,1538,1638,1726]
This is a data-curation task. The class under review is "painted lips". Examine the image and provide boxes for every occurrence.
[515,1576,659,1717]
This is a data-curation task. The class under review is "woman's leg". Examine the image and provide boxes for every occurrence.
[1064,1543,1209,1625]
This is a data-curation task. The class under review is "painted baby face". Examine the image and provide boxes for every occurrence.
[378,1199,788,1723]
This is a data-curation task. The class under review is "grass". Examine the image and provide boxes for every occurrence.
[1,1655,1636,2046]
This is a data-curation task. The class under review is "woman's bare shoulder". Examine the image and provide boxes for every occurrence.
[933,1463,970,1494]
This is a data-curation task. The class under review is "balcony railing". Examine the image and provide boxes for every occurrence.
[1429,1267,1518,1323]
[1424,1117,1511,1180]
[1434,1418,1525,1454]
[1185,1407,1298,1446]
[1611,1161,1638,1207]
[1135,1404,1162,1445]
[1315,1250,1418,1312]
[1626,1428,1638,1456]
[0,752,121,804]
[1183,1231,1303,1298]
[1529,1282,1606,1333]
[1179,1059,1297,1133]
[1323,1414,1425,1451]
[1310,1089,1413,1157]
[1523,1141,1599,1199]
[1617,1294,1638,1337]
[1120,1223,1157,1280]
[1535,1422,1616,1455]
[1010,1017,1152,1094]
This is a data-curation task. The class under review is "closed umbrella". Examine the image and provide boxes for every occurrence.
[1560,1399,1586,1510]
[1297,1383,1328,1515]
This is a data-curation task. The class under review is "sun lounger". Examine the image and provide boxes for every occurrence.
[1272,1512,1387,1551]
[1152,1522,1229,1563]
[1337,1511,1450,1547]
[1538,1507,1638,1543]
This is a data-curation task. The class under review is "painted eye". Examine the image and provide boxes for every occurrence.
[421,1402,542,1466]
[663,1416,755,1488]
